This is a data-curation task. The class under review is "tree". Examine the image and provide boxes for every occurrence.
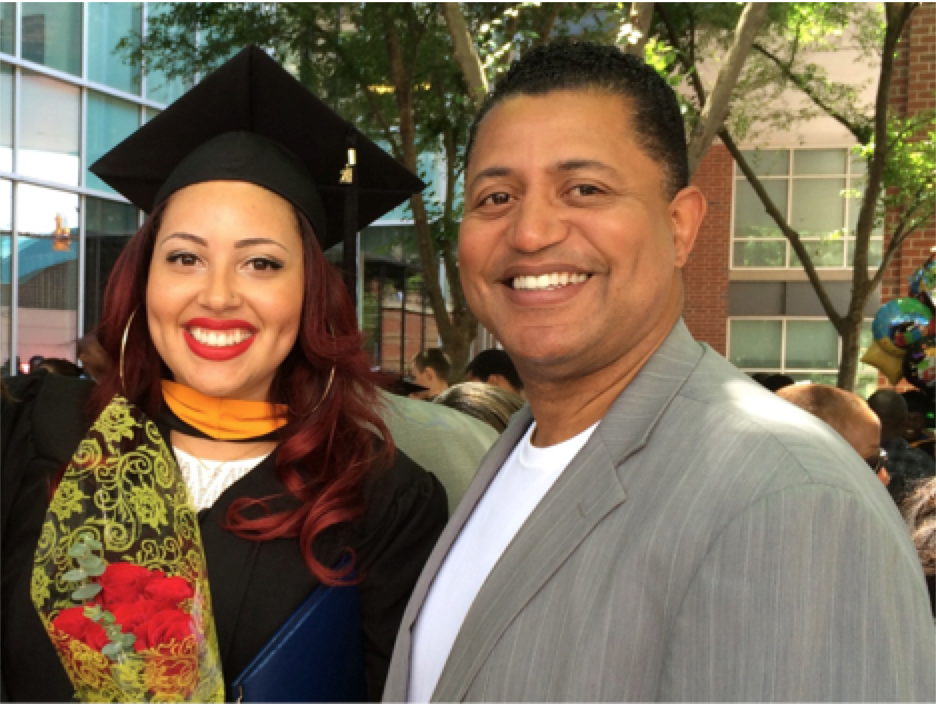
[656,2,933,390]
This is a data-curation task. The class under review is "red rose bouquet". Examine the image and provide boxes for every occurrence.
[32,397,224,702]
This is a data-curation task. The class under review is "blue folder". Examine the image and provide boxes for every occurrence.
[231,580,367,702]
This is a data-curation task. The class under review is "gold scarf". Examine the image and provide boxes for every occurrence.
[161,380,288,441]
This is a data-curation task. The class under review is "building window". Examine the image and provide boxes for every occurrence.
[728,317,879,398]
[88,2,142,95]
[21,2,82,76]
[732,148,883,269]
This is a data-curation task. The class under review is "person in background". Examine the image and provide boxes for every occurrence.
[777,384,889,486]
[868,389,935,506]
[35,358,83,379]
[433,382,526,434]
[379,390,498,514]
[409,349,451,400]
[384,41,935,703]
[762,372,795,392]
[27,355,44,374]
[464,349,525,398]
[901,477,936,616]
[902,390,935,459]
[76,333,111,382]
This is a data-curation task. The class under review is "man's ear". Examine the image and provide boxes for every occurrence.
[669,185,707,268]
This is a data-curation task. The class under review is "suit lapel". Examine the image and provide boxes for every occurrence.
[431,321,705,701]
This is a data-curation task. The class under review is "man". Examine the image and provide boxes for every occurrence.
[464,349,525,397]
[409,349,451,400]
[869,389,935,505]
[777,383,890,486]
[384,43,934,702]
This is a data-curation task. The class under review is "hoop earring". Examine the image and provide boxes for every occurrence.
[307,323,337,415]
[119,308,139,396]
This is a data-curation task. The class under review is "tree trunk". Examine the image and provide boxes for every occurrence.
[441,2,488,110]
[837,315,864,391]
[686,3,768,175]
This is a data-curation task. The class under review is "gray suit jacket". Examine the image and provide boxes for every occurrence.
[384,321,936,702]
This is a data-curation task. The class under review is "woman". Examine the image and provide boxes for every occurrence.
[1,47,446,702]
[433,382,526,434]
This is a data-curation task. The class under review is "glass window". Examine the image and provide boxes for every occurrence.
[144,106,159,123]
[790,240,845,268]
[733,240,786,268]
[1,178,11,374]
[739,149,788,177]
[143,2,192,105]
[19,69,80,186]
[849,154,867,176]
[16,183,79,366]
[847,238,883,268]
[846,180,884,236]
[86,91,139,192]
[0,3,14,55]
[785,320,839,369]
[88,2,142,94]
[84,196,136,332]
[793,149,847,175]
[734,180,787,238]
[791,178,846,236]
[729,320,782,368]
[0,62,12,172]
[21,3,82,76]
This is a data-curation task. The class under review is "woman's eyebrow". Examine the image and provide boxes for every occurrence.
[235,237,289,251]
[162,232,207,247]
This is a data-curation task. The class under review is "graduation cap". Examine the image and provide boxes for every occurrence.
[90,45,424,298]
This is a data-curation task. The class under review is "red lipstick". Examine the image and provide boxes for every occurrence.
[183,318,257,361]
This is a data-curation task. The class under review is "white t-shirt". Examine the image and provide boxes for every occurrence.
[174,447,269,512]
[408,421,598,702]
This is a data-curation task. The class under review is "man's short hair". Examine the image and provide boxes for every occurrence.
[412,348,451,380]
[466,41,689,200]
[868,390,909,427]
[778,384,870,438]
[465,349,523,391]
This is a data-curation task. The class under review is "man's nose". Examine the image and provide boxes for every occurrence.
[506,193,568,253]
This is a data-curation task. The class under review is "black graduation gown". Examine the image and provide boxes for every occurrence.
[1,374,448,702]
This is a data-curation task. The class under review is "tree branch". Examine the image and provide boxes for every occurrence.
[533,2,564,47]
[441,2,488,110]
[752,42,871,142]
[622,3,654,56]
[687,3,769,174]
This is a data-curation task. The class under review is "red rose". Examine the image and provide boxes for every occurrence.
[110,600,172,652]
[52,607,111,651]
[52,606,91,641]
[133,608,193,652]
[97,563,163,606]
[144,576,194,606]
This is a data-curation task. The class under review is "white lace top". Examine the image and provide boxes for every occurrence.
[173,447,270,512]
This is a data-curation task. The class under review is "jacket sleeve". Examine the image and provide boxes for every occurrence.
[659,484,936,702]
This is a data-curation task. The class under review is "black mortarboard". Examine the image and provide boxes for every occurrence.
[90,46,424,260]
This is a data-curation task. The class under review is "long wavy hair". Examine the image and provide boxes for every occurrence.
[89,198,394,585]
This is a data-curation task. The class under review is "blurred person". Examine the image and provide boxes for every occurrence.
[901,477,936,616]
[385,42,935,702]
[902,390,935,459]
[464,349,525,397]
[409,349,451,400]
[869,389,935,506]
[777,384,889,486]
[380,390,498,514]
[76,333,111,382]
[433,382,525,434]
[1,48,446,702]
[26,355,44,374]
[35,358,83,379]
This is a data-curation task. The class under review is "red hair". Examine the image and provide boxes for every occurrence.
[89,200,394,585]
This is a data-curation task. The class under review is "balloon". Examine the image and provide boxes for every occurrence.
[908,255,935,308]
[902,337,936,391]
[861,339,906,386]
[870,298,932,342]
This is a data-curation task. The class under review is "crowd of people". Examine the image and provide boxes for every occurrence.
[2,40,934,703]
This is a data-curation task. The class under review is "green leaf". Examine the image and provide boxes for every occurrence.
[105,625,122,639]
[101,642,122,660]
[62,569,88,582]
[83,605,103,621]
[83,562,106,578]
[82,537,103,550]
[100,612,116,625]
[120,633,136,648]
[68,544,90,558]
[71,583,102,601]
